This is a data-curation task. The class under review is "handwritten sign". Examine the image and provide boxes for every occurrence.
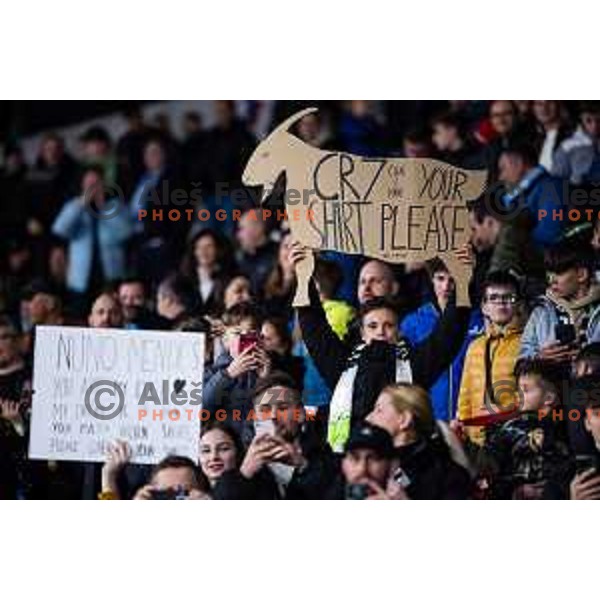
[242,108,488,306]
[29,326,205,465]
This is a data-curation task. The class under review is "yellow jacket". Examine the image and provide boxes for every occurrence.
[457,323,523,443]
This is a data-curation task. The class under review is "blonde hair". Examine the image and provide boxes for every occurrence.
[381,383,435,438]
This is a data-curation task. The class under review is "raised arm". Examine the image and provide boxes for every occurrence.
[290,243,350,390]
[410,302,471,390]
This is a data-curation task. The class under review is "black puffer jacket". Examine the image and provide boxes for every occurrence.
[212,423,337,500]
[393,437,472,500]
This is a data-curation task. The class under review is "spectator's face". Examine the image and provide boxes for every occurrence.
[533,101,559,127]
[585,407,600,445]
[237,214,267,252]
[84,140,109,159]
[41,138,62,166]
[358,261,396,304]
[432,123,458,152]
[255,385,303,439]
[342,448,390,487]
[261,321,285,354]
[199,429,237,484]
[482,285,518,326]
[88,294,123,328]
[514,100,531,116]
[144,142,165,172]
[151,467,198,492]
[490,101,516,136]
[8,248,30,273]
[361,307,398,344]
[49,246,67,284]
[194,235,218,268]
[156,288,184,321]
[367,392,403,438]
[226,318,257,357]
[0,327,20,368]
[119,283,146,322]
[403,139,430,158]
[297,114,320,142]
[469,213,499,253]
[518,374,556,412]
[547,267,588,300]
[581,111,600,139]
[81,170,103,201]
[498,153,527,185]
[224,276,252,309]
[278,234,294,271]
[29,293,61,325]
[432,270,454,304]
[349,100,370,118]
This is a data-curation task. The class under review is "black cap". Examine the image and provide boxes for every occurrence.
[345,423,394,458]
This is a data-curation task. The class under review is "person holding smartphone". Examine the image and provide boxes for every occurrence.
[203,302,271,442]
[326,422,407,500]
[212,371,336,500]
[520,239,600,370]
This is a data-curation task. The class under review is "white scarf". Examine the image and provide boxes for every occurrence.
[327,342,413,453]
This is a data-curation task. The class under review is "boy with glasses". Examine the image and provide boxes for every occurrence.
[457,272,524,444]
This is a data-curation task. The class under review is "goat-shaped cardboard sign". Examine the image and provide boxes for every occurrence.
[243,108,488,307]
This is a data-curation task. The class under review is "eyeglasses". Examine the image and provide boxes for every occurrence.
[484,293,518,305]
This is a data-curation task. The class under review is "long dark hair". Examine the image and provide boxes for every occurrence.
[198,421,245,489]
[180,229,234,281]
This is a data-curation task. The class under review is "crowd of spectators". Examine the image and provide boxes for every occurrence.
[2,99,600,500]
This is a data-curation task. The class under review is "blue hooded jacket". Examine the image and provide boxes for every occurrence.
[401,302,483,421]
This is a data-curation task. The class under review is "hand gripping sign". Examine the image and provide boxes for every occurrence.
[243,108,488,307]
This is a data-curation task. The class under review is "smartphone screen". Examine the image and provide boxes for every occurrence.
[555,323,576,346]
[254,418,276,437]
[239,332,259,353]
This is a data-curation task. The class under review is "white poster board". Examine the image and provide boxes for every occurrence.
[29,326,205,464]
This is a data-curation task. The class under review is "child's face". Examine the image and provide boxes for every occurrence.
[518,374,556,412]
[432,270,454,303]
[225,318,257,357]
[482,285,517,326]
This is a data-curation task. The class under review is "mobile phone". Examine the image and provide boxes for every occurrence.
[345,483,370,500]
[555,323,576,346]
[254,417,276,437]
[239,331,259,353]
[392,467,411,488]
